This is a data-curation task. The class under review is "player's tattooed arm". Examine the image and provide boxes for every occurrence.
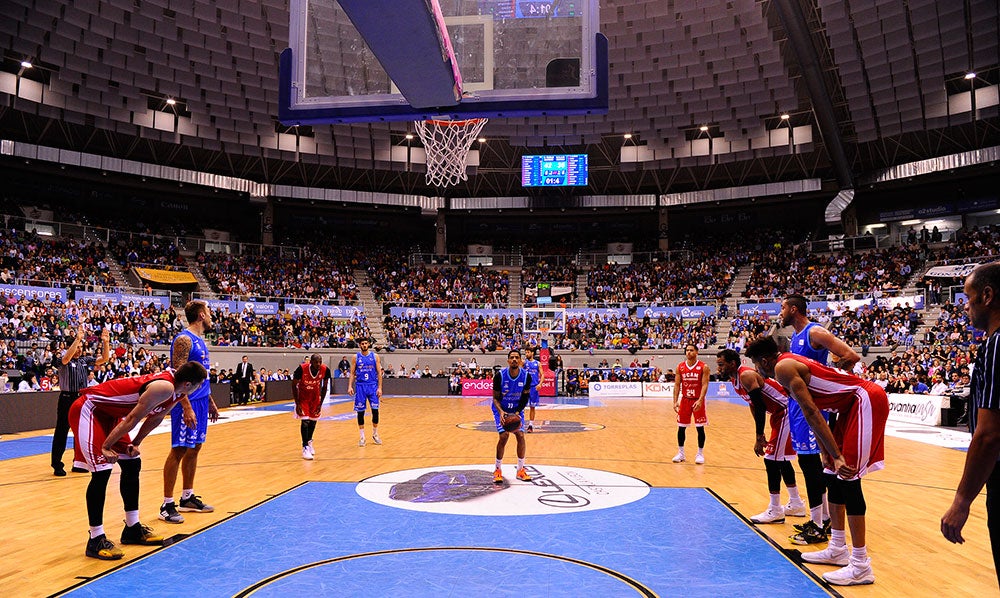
[171,335,192,368]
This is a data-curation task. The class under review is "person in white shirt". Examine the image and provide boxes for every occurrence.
[929,375,951,396]
[17,371,39,392]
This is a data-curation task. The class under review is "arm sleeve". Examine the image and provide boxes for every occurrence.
[516,374,532,412]
[747,387,767,437]
[492,372,503,402]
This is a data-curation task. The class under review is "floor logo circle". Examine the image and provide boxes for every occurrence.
[357,464,649,516]
[457,420,605,433]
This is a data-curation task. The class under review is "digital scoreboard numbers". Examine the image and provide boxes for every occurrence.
[521,154,589,187]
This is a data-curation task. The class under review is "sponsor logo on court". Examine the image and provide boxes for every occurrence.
[457,419,603,433]
[357,465,649,516]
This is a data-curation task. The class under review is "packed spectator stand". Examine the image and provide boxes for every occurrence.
[2,198,999,408]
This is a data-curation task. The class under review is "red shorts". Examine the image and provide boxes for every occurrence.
[69,397,135,473]
[677,397,707,426]
[829,385,888,479]
[294,395,323,420]
[764,410,796,461]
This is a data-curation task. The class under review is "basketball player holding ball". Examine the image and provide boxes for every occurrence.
[492,349,533,484]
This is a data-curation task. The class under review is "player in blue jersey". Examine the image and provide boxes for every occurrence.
[522,347,544,432]
[492,349,533,484]
[779,294,861,545]
[160,300,219,524]
[349,338,383,447]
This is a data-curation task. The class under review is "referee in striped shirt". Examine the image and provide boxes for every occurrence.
[50,322,110,476]
[942,261,1000,587]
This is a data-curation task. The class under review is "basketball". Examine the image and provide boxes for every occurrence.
[502,413,522,432]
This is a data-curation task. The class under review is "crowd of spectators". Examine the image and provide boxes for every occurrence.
[211,308,370,349]
[199,244,359,302]
[109,232,187,269]
[585,254,736,305]
[922,301,982,347]
[743,245,921,300]
[0,229,116,289]
[923,224,1000,263]
[368,264,509,306]
[381,310,717,353]
[823,303,920,348]
[725,311,773,352]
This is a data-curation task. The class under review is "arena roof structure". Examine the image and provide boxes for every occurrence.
[0,0,997,199]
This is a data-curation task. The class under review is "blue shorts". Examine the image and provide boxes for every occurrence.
[787,399,823,455]
[354,384,380,412]
[491,404,524,434]
[528,389,540,408]
[170,397,209,448]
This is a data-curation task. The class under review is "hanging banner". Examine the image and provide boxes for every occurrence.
[133,267,198,286]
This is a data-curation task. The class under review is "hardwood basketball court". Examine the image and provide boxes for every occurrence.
[0,395,992,596]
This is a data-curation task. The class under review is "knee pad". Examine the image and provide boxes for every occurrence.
[372,408,379,425]
[357,411,365,426]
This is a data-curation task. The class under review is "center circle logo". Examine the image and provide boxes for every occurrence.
[356,465,649,516]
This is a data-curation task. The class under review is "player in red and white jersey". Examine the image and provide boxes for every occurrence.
[671,344,710,464]
[292,354,332,460]
[747,336,887,586]
[69,361,207,561]
[717,349,805,526]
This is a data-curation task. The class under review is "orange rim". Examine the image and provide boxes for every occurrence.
[423,118,485,126]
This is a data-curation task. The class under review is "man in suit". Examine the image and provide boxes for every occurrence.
[233,355,255,405]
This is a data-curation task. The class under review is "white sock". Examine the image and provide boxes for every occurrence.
[517,458,525,469]
[830,529,847,548]
[529,420,534,426]
[697,448,704,455]
[125,510,140,526]
[90,525,105,539]
[495,459,502,469]
[811,505,823,525]
[677,447,685,455]
[359,429,365,439]
[769,493,782,508]
[182,489,194,500]
[851,546,868,563]
[787,486,801,501]
[163,497,175,505]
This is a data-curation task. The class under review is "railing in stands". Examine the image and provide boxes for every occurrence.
[190,291,363,307]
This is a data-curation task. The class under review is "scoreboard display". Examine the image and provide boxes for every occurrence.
[521,154,589,187]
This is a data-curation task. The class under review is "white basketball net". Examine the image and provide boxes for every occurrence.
[414,118,488,188]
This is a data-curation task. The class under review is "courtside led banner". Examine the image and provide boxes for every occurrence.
[460,377,556,397]
[886,393,945,426]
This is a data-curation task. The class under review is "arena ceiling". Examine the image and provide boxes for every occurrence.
[0,0,997,198]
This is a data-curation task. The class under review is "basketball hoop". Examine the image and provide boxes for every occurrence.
[414,118,488,188]
[538,319,551,342]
